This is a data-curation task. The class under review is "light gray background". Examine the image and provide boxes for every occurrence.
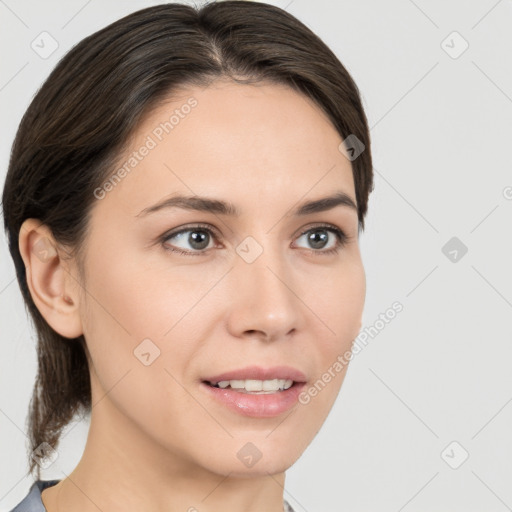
[1,1,512,511]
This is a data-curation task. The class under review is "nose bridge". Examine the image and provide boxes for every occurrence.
[228,235,301,339]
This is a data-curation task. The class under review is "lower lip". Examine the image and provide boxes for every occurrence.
[200,381,307,418]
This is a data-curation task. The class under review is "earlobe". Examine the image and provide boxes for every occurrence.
[18,218,83,339]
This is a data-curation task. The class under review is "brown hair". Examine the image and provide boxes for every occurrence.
[2,0,373,479]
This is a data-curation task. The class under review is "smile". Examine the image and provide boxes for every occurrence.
[206,378,294,393]
[200,366,307,417]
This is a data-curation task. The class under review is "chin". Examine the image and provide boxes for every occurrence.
[217,457,296,478]
[203,437,307,478]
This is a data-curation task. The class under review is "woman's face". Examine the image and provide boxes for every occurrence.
[75,79,365,476]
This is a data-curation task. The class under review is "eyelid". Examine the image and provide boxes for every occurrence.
[294,221,346,238]
[162,222,222,241]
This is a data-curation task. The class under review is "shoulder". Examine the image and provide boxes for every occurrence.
[9,480,60,512]
[11,481,295,512]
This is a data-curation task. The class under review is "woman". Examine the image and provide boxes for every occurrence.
[3,1,373,511]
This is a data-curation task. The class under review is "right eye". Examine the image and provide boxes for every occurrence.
[160,223,219,256]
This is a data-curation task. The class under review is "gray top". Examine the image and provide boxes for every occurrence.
[10,480,60,512]
[10,480,296,512]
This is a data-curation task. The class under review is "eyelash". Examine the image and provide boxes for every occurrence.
[159,222,349,257]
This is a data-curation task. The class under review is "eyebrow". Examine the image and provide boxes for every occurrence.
[136,191,358,218]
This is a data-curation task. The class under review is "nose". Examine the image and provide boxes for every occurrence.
[226,245,302,343]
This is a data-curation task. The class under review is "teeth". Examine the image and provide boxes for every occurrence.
[212,379,294,392]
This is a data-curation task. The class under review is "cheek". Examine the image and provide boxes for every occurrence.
[79,244,219,392]
[311,256,365,347]
[76,233,366,472]
[79,252,196,444]
[81,242,188,343]
[302,257,364,407]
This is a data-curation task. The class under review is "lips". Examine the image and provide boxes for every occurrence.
[200,365,308,418]
[202,365,307,384]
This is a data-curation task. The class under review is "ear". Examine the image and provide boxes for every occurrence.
[18,218,83,339]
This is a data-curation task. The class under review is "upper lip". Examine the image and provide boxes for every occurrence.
[203,365,307,384]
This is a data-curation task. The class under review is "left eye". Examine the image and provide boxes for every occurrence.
[294,226,344,252]
[161,224,347,256]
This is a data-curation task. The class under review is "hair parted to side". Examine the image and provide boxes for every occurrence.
[2,0,373,479]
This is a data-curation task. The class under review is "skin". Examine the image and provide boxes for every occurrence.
[19,79,366,512]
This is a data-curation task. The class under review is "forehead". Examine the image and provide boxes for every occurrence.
[93,80,356,220]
